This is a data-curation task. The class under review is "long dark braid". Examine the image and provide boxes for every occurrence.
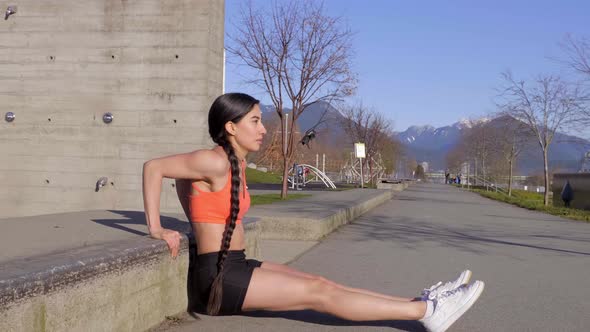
[206,136,241,315]
[206,93,259,315]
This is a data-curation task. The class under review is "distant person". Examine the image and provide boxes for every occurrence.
[561,180,574,207]
[457,174,461,184]
[445,172,450,184]
[142,93,484,332]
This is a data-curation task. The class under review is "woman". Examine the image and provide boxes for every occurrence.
[143,93,484,332]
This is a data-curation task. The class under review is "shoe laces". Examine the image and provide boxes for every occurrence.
[421,281,442,295]
[422,278,457,298]
[436,285,467,305]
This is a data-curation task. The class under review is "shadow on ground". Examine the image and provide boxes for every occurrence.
[341,210,590,257]
[91,210,191,236]
[241,310,427,331]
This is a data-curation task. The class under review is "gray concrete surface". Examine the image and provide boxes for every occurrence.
[252,188,396,241]
[157,183,590,332]
[0,187,396,331]
[0,0,224,218]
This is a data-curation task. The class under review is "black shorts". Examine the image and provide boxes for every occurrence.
[195,250,263,315]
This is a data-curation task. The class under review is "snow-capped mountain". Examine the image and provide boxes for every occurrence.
[395,118,589,173]
[258,102,589,174]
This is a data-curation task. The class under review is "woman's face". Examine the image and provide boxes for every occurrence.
[232,104,267,152]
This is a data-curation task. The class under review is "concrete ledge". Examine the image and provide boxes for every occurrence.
[0,222,260,332]
[256,190,394,241]
[1,238,189,332]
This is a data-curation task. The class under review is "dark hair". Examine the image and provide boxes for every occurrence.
[206,92,259,315]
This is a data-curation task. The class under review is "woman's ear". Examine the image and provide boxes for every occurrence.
[224,121,237,136]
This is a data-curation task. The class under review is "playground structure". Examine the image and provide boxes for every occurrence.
[285,152,389,189]
[340,153,387,184]
[287,163,337,189]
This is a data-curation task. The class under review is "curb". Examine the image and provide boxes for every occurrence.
[257,190,394,241]
[0,188,402,331]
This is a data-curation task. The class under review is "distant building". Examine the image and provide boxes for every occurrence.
[420,161,429,173]
[580,151,590,173]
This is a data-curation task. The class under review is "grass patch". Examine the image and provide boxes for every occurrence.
[245,168,282,184]
[470,188,590,222]
[250,193,312,205]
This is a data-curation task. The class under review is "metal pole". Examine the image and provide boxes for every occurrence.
[315,154,319,181]
[474,158,477,186]
[350,152,354,184]
[322,154,325,174]
[467,163,471,190]
[360,157,364,188]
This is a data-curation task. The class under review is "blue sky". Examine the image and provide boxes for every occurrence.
[224,0,590,137]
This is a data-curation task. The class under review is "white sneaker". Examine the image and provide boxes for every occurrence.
[420,280,485,332]
[421,270,472,301]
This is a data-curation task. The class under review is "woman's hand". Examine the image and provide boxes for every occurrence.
[150,228,182,259]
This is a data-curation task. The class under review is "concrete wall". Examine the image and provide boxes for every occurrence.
[1,239,190,332]
[0,0,225,218]
[0,221,260,332]
[552,173,590,210]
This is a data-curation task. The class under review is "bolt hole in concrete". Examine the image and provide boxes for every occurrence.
[49,56,54,61]
[112,55,115,59]
[48,118,51,122]
[45,179,50,184]
[171,183,175,188]
[5,111,15,122]
[175,54,179,59]
[103,112,113,124]
[110,182,114,186]
[173,119,177,123]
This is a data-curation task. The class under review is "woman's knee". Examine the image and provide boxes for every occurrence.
[313,275,344,289]
[305,277,338,311]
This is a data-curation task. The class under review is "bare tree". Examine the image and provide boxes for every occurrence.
[415,164,425,180]
[405,158,418,179]
[227,1,356,197]
[462,121,496,184]
[561,34,590,126]
[497,71,587,205]
[451,117,527,188]
[339,102,395,185]
[562,34,590,78]
[380,136,403,176]
[493,116,533,196]
[445,142,467,175]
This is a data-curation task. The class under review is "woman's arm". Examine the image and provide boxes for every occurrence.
[142,149,226,257]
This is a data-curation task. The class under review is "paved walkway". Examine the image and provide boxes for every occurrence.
[0,188,383,265]
[156,183,590,332]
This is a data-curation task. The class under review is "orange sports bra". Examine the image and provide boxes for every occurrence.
[189,165,250,224]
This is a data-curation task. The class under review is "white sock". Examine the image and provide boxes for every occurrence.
[423,300,435,319]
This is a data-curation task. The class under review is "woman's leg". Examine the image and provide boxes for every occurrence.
[242,268,426,321]
[260,261,415,302]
